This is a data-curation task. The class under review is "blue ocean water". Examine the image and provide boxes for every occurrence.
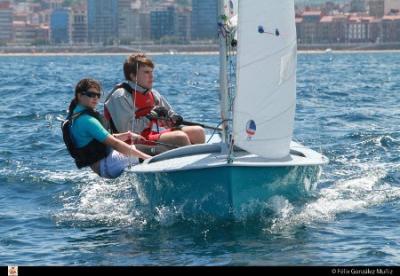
[0,52,399,266]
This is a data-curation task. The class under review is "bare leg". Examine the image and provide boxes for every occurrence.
[158,130,191,147]
[181,126,205,144]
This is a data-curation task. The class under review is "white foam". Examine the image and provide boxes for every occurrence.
[55,174,149,228]
[266,166,400,233]
[154,205,183,227]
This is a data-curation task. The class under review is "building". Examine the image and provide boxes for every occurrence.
[0,1,12,44]
[369,0,385,17]
[13,21,49,45]
[384,0,400,14]
[87,0,118,44]
[318,15,347,44]
[150,5,176,41]
[44,0,63,10]
[350,0,367,12]
[176,7,191,42]
[139,11,151,41]
[299,10,322,44]
[191,0,218,41]
[295,16,303,43]
[347,16,371,42]
[71,5,87,44]
[118,0,142,42]
[30,9,51,26]
[119,8,142,42]
[368,17,382,42]
[50,7,71,44]
[381,14,400,41]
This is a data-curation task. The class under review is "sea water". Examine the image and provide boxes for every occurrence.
[0,52,399,265]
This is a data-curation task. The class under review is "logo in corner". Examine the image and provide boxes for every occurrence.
[8,266,18,276]
[246,120,256,139]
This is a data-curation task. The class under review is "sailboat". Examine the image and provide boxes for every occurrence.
[128,0,328,219]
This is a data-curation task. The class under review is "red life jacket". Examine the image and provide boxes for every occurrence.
[109,82,157,119]
[104,82,160,136]
[134,89,156,119]
[133,90,162,139]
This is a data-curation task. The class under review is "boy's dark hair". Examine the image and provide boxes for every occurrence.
[123,53,154,81]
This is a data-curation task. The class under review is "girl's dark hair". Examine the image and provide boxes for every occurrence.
[123,53,154,81]
[68,78,102,114]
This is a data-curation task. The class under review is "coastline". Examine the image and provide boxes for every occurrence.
[1,42,400,56]
[0,51,220,56]
[1,49,400,57]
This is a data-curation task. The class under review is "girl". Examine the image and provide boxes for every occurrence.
[62,78,151,179]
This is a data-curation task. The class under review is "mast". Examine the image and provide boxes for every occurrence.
[218,0,229,145]
[218,0,238,163]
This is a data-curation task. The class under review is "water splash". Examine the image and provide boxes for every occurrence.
[55,175,149,228]
[154,205,183,227]
[266,166,400,234]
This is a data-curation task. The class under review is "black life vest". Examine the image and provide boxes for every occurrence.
[61,109,110,169]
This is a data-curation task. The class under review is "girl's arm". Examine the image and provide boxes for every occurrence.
[103,134,151,160]
[112,131,146,144]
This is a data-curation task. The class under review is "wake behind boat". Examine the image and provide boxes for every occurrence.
[127,0,328,219]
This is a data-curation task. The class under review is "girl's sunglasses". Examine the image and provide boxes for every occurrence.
[81,91,101,99]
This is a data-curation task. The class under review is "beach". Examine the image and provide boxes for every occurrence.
[1,41,400,56]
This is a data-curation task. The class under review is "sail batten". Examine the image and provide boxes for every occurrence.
[233,0,297,159]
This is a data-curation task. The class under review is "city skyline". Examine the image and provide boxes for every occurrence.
[0,0,400,49]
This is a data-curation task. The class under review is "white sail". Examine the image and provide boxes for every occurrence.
[233,0,297,159]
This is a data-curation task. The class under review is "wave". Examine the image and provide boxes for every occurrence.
[265,164,400,234]
[54,174,150,229]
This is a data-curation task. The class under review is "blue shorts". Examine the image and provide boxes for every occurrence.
[99,149,139,179]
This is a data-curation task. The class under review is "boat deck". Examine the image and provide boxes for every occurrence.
[130,141,328,173]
